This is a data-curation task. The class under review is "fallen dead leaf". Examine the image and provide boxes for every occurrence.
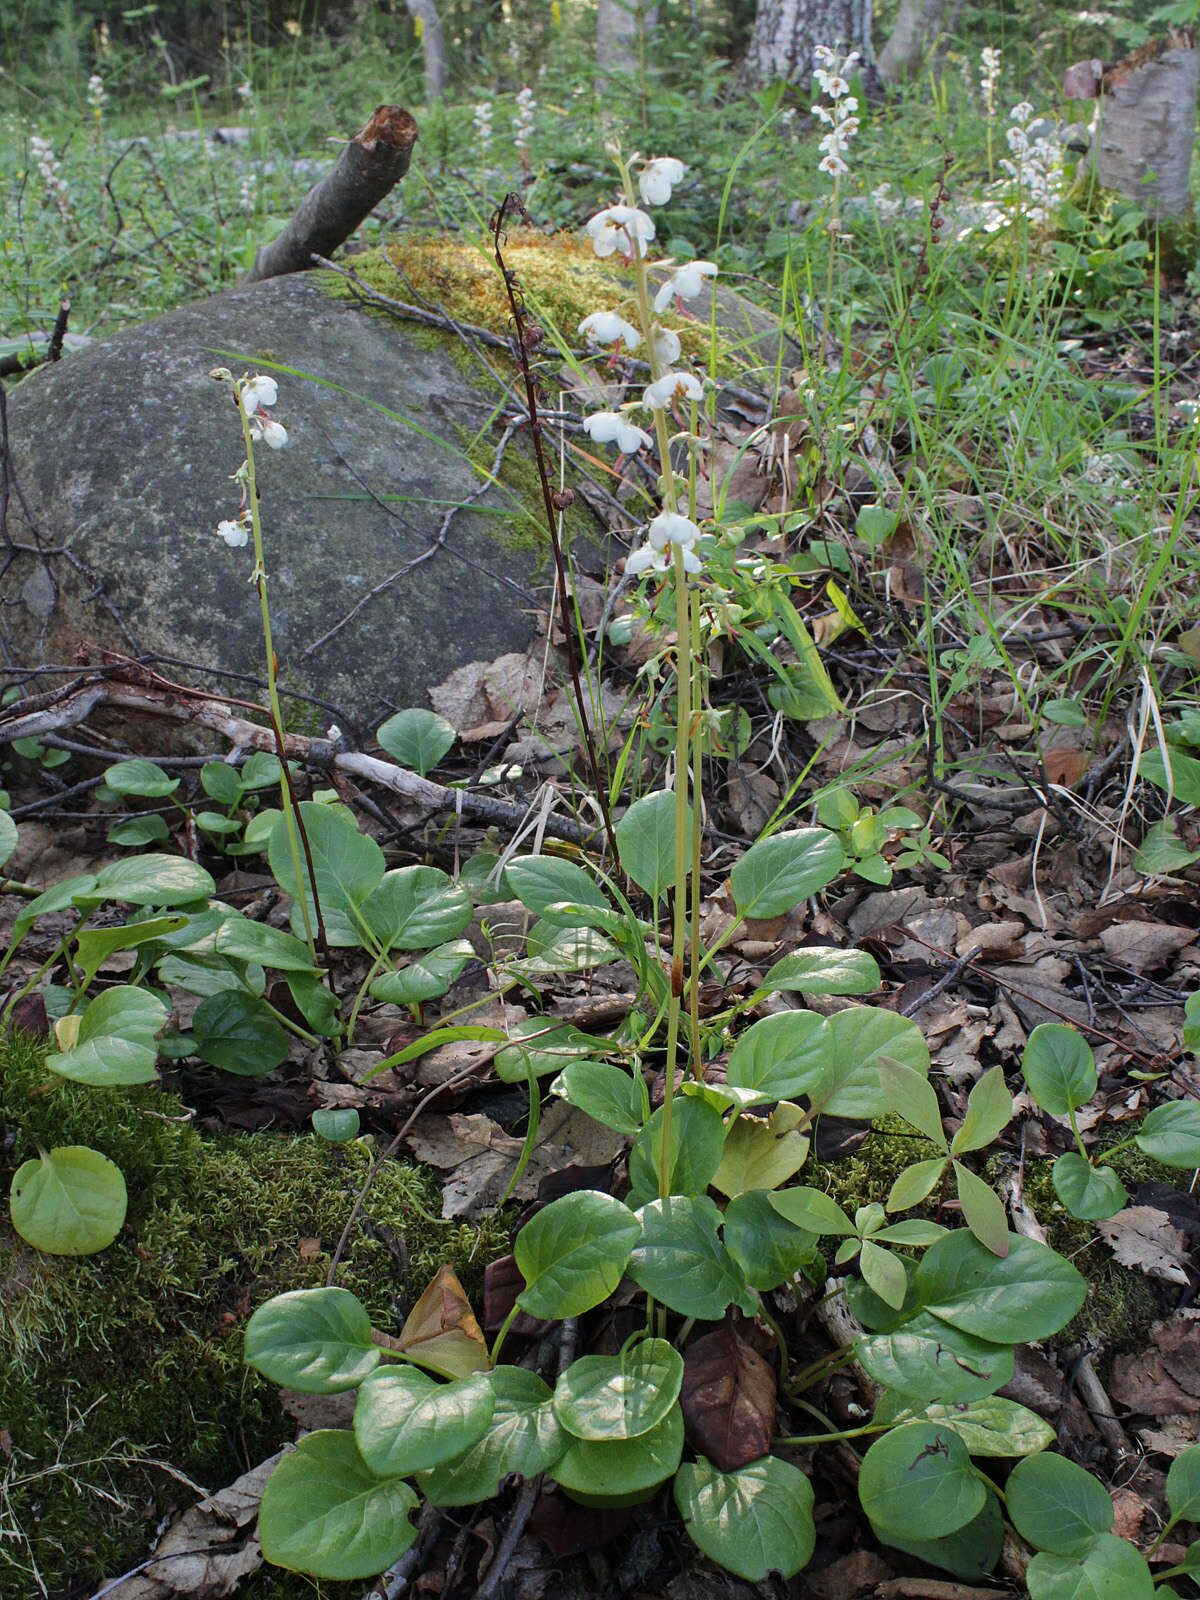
[1110,1312,1200,1417]
[1098,919,1197,974]
[805,1551,893,1599]
[1096,1207,1191,1286]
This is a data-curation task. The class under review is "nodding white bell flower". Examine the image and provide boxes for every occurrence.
[637,156,685,206]
[578,310,642,349]
[648,509,702,549]
[586,204,656,259]
[643,370,704,410]
[653,259,717,313]
[626,537,702,576]
[584,411,654,454]
[651,324,681,367]
[239,374,278,415]
[216,517,249,547]
[252,418,288,449]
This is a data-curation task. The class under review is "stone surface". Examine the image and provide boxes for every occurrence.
[1,272,600,729]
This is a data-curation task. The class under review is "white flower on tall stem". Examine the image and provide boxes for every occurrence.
[239,374,278,414]
[29,134,71,217]
[584,411,654,454]
[217,515,250,547]
[643,371,704,411]
[513,88,536,155]
[626,510,704,576]
[653,259,717,314]
[979,47,1001,120]
[999,102,1063,227]
[86,74,107,115]
[651,325,681,367]
[473,101,493,150]
[811,46,860,183]
[251,417,288,449]
[578,309,642,350]
[637,156,685,206]
[586,204,655,260]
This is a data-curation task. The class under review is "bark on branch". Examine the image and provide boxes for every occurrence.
[243,105,418,285]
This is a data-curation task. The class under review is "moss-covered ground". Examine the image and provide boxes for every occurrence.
[0,1026,508,1600]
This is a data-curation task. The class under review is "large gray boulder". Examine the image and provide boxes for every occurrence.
[1,273,599,730]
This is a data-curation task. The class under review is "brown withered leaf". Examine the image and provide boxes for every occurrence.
[529,1490,634,1557]
[396,1263,490,1379]
[1110,1312,1200,1417]
[679,1324,776,1472]
[1096,1206,1191,1285]
[482,1254,549,1340]
[1098,919,1197,974]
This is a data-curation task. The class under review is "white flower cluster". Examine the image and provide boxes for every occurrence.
[512,88,535,154]
[979,47,1001,120]
[1082,449,1134,497]
[238,173,257,217]
[626,510,704,576]
[217,515,251,548]
[812,44,860,180]
[30,134,71,215]
[1000,102,1064,227]
[86,73,107,114]
[239,373,287,449]
[473,101,493,151]
[586,204,655,260]
[237,81,254,105]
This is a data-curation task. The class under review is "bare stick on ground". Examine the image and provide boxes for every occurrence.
[244,105,418,285]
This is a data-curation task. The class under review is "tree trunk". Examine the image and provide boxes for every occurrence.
[877,0,958,83]
[1094,38,1198,220]
[596,0,659,80]
[738,0,872,91]
[404,0,448,104]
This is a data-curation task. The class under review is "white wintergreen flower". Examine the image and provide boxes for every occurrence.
[586,204,656,259]
[584,411,654,453]
[239,374,278,415]
[217,517,249,547]
[812,45,860,185]
[252,418,288,449]
[643,370,704,410]
[473,101,493,148]
[637,155,685,206]
[513,87,536,153]
[578,309,642,349]
[648,509,702,549]
[979,46,1002,119]
[651,325,681,367]
[86,73,107,113]
[653,259,718,313]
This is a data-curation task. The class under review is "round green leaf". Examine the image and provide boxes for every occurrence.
[201,760,244,805]
[916,1230,1086,1344]
[1135,1101,1200,1167]
[44,986,168,1087]
[269,802,384,947]
[11,872,98,946]
[89,853,215,906]
[103,758,180,798]
[107,814,172,847]
[244,1287,381,1392]
[514,1191,640,1320]
[376,708,456,776]
[550,1405,683,1501]
[192,990,290,1076]
[1052,1153,1128,1220]
[859,1423,985,1539]
[312,1108,360,1143]
[813,1008,931,1120]
[921,1398,1055,1458]
[1007,1453,1114,1554]
[554,1339,683,1441]
[724,1189,820,1292]
[1168,1445,1200,1524]
[1022,1024,1097,1117]
[857,1312,1014,1403]
[730,828,844,919]
[495,1020,602,1084]
[258,1430,418,1580]
[873,1488,1003,1580]
[361,866,471,952]
[9,1145,127,1255]
[627,1097,726,1204]
[417,1369,566,1506]
[0,808,17,870]
[505,856,609,926]
[726,1010,833,1104]
[212,913,319,973]
[552,1060,644,1137]
[1026,1534,1155,1600]
[758,946,881,996]
[628,1196,757,1320]
[674,1455,816,1582]
[354,1367,494,1476]
[615,789,689,902]
[512,921,618,978]
[370,939,475,1005]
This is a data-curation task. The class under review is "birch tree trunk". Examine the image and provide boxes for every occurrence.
[404,0,448,104]
[738,0,871,91]
[596,0,659,80]
[1094,39,1199,219]
[877,0,959,82]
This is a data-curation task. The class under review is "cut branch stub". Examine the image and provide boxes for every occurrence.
[244,106,419,284]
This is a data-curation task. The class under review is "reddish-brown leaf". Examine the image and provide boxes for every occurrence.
[482,1253,550,1339]
[680,1324,776,1472]
[397,1263,490,1378]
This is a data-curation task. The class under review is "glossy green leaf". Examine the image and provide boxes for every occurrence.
[917,1231,1087,1343]
[1135,1101,1200,1167]
[725,1010,833,1105]
[0,808,16,870]
[269,802,384,947]
[1168,1446,1200,1524]
[354,1367,494,1476]
[951,1066,1013,1155]
[9,1145,127,1255]
[1025,1535,1155,1600]
[103,757,179,798]
[628,1196,757,1320]
[515,1191,640,1320]
[243,1287,380,1392]
[859,1240,909,1309]
[74,915,187,988]
[550,1405,683,1502]
[495,1020,603,1084]
[201,760,243,805]
[554,1339,683,1440]
[873,1489,1003,1580]
[212,913,319,973]
[857,1312,1013,1403]
[9,872,96,949]
[312,1108,360,1143]
[505,855,609,926]
[1022,1024,1096,1116]
[811,1008,930,1120]
[877,1392,1053,1456]
[192,990,291,1076]
[615,789,689,901]
[730,828,844,919]
[44,987,168,1086]
[513,921,618,978]
[552,1060,644,1137]
[417,1369,566,1506]
[877,1056,947,1147]
[674,1456,815,1582]
[1140,746,1200,807]
[286,971,342,1037]
[953,1162,1010,1257]
[858,1422,985,1538]
[768,1185,856,1237]
[627,1096,726,1204]
[887,1156,949,1213]
[258,1430,417,1579]
[757,946,880,996]
[361,866,472,952]
[1052,1153,1128,1220]
[1006,1452,1114,1554]
[376,707,456,775]
[108,813,172,847]
[711,1116,809,1199]
[370,939,475,1006]
[86,853,215,907]
[723,1189,820,1291]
